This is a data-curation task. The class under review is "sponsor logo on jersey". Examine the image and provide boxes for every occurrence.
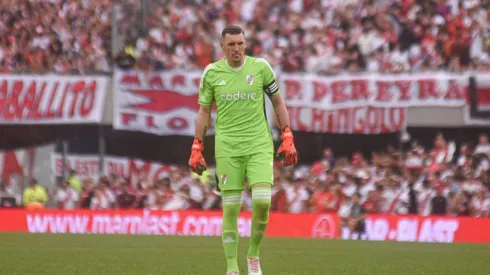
[220,91,257,101]
[221,174,227,185]
[246,75,254,85]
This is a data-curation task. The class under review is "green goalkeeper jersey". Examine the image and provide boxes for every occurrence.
[198,56,280,158]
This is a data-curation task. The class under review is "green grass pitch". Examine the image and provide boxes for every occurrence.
[0,233,489,274]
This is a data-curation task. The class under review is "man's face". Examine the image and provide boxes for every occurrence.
[221,33,246,63]
[353,195,360,204]
[480,135,488,144]
[323,148,331,158]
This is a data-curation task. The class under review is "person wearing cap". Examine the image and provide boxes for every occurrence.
[23,179,48,209]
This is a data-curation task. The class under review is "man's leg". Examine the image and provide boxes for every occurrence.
[245,152,274,274]
[216,156,246,273]
[248,184,272,258]
[221,190,242,272]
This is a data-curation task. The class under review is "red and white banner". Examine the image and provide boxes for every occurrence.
[0,148,34,186]
[287,106,407,134]
[0,144,57,193]
[1,210,490,244]
[0,75,108,124]
[113,70,216,136]
[279,73,467,110]
[464,73,490,125]
[51,153,172,185]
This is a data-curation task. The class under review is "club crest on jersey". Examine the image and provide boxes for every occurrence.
[221,174,227,185]
[246,75,254,85]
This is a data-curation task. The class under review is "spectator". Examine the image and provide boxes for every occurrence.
[431,185,448,216]
[116,182,137,209]
[0,183,17,207]
[470,190,490,217]
[271,176,288,212]
[357,170,375,202]
[285,177,310,213]
[362,190,380,214]
[310,182,330,213]
[163,183,200,210]
[91,183,115,210]
[347,193,367,240]
[22,179,48,209]
[417,180,434,216]
[453,191,471,216]
[80,178,95,209]
[201,185,221,210]
[407,178,419,215]
[52,181,79,210]
[134,181,148,208]
[474,134,490,155]
[68,170,82,194]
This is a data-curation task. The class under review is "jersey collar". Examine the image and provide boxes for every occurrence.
[225,56,246,72]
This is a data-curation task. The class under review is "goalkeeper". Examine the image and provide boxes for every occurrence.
[188,25,297,275]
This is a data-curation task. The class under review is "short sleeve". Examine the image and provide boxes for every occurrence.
[257,58,279,97]
[198,64,215,106]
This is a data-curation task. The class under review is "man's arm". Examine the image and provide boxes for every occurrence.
[260,57,297,166]
[195,105,212,141]
[195,63,214,140]
[270,93,290,130]
[189,65,213,175]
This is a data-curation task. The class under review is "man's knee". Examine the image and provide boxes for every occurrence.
[222,190,242,218]
[254,199,271,212]
[223,205,241,217]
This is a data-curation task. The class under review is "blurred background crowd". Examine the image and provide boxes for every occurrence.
[5,132,489,218]
[3,0,490,73]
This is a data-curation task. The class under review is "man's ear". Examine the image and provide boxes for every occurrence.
[220,39,224,49]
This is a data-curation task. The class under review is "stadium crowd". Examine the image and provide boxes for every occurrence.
[124,0,490,73]
[1,0,490,218]
[3,0,490,73]
[7,133,490,218]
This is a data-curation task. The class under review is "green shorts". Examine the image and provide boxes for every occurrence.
[215,152,274,191]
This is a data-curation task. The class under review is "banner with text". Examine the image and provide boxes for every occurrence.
[287,106,407,134]
[0,75,108,124]
[50,153,171,185]
[279,72,468,110]
[113,70,216,136]
[464,73,490,125]
[1,210,490,244]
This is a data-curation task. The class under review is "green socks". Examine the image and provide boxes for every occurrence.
[247,187,272,258]
[221,190,242,272]
[221,187,272,272]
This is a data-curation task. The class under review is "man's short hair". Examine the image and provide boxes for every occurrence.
[222,25,244,38]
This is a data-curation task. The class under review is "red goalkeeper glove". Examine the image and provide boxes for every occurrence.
[276,126,298,167]
[188,138,207,175]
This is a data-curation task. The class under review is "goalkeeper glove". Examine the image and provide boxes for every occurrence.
[276,126,298,167]
[189,138,207,175]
